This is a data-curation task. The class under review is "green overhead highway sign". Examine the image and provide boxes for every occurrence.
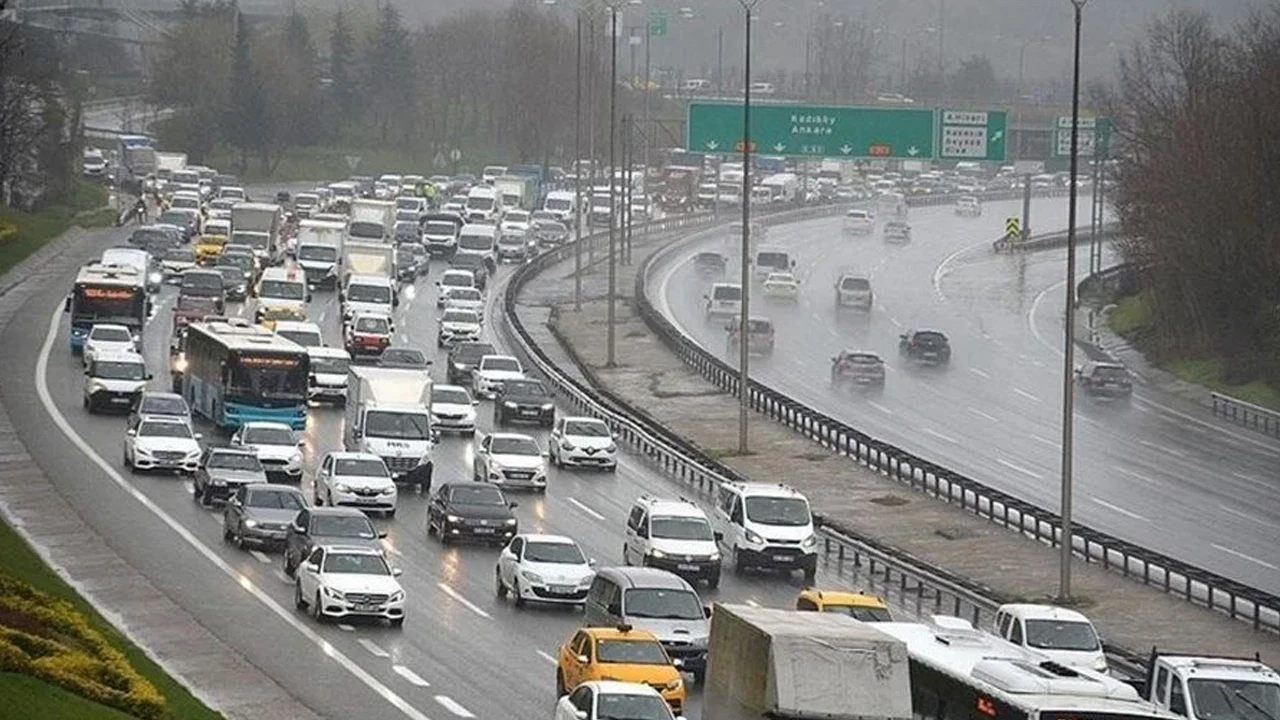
[649,12,666,36]
[685,102,1008,161]
[1054,116,1112,158]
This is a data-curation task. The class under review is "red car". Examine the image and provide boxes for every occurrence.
[344,314,393,357]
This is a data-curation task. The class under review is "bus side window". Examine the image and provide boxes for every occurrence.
[1169,680,1187,716]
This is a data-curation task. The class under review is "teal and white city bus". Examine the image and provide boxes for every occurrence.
[175,319,309,430]
[65,263,149,352]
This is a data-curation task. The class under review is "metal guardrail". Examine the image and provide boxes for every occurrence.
[1212,393,1280,439]
[996,221,1123,252]
[629,198,1280,637]
[499,187,1149,676]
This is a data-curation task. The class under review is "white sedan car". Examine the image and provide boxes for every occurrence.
[294,544,405,627]
[230,421,303,483]
[441,286,484,313]
[83,323,138,366]
[125,415,203,474]
[431,384,478,435]
[548,416,617,471]
[473,432,548,491]
[472,354,525,398]
[761,272,800,301]
[437,308,483,347]
[315,452,398,517]
[554,681,678,720]
[496,534,596,607]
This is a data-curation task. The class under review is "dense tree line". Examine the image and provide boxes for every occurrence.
[1107,8,1280,383]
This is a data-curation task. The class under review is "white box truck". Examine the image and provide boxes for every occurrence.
[343,366,435,491]
[295,219,346,288]
[341,242,396,284]
[704,604,912,720]
[230,202,283,266]
[347,198,396,243]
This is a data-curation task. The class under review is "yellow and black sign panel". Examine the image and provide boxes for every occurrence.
[1005,216,1021,238]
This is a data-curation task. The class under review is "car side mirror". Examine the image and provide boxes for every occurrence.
[714,531,724,542]
[194,433,204,441]
[703,605,713,618]
[126,428,137,436]
[392,568,403,577]
[292,521,305,532]
[304,562,320,573]
[702,294,709,300]
[306,293,313,303]
[392,295,400,307]
[575,655,589,665]
[508,502,519,509]
[588,557,598,567]
[84,369,91,376]
[672,658,684,668]
[145,373,153,380]
[472,400,479,406]
[377,531,389,539]
[812,515,824,529]
[64,296,72,312]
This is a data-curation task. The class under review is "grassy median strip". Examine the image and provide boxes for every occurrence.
[0,182,114,277]
[0,518,223,720]
[0,672,144,720]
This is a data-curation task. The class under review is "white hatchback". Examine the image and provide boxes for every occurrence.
[495,533,595,607]
[231,421,303,483]
[472,354,525,398]
[548,416,617,471]
[430,384,478,435]
[316,452,398,517]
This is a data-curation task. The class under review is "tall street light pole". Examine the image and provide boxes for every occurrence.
[1058,0,1088,603]
[736,0,761,455]
[574,10,584,310]
[605,2,619,367]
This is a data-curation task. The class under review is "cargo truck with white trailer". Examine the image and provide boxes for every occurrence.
[347,198,396,243]
[343,366,435,492]
[294,219,346,288]
[704,603,913,720]
[340,242,396,285]
[230,202,284,267]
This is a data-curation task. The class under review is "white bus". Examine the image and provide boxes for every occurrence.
[875,617,1178,720]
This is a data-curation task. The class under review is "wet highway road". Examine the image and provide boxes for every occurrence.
[8,224,923,720]
[652,198,1280,594]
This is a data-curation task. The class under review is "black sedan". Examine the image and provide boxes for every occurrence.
[446,341,496,384]
[898,329,951,365]
[426,483,518,546]
[494,378,556,427]
[193,448,268,507]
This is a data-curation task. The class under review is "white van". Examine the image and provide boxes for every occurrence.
[712,481,817,582]
[465,186,499,222]
[542,190,576,221]
[253,267,310,323]
[843,208,876,234]
[753,248,793,280]
[456,223,497,261]
[703,283,742,319]
[994,604,1108,674]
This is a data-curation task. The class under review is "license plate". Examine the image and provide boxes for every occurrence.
[353,603,377,612]
[473,527,495,535]
[521,409,539,416]
[111,397,131,404]
[549,586,575,595]
[677,564,699,571]
[772,555,791,563]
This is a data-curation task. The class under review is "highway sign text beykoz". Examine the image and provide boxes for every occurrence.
[686,102,1008,162]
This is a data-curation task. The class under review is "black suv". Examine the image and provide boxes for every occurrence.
[1075,361,1133,398]
[378,348,431,370]
[898,329,951,365]
[494,378,555,427]
[283,506,386,576]
[447,341,496,384]
[426,482,518,546]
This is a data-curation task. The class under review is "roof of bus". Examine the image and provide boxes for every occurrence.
[874,620,1166,714]
[75,263,146,286]
[187,320,306,353]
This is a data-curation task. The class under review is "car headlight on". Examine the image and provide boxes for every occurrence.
[802,534,817,548]
[504,518,517,526]
[650,549,667,559]
[709,551,721,561]
[520,570,543,584]
[540,403,554,411]
[243,519,259,528]
[289,453,302,466]
[502,401,518,409]
[744,530,765,545]
[1094,656,1108,672]
[210,478,226,486]
[389,590,405,602]
[173,357,189,373]
[446,515,462,523]
[148,272,162,284]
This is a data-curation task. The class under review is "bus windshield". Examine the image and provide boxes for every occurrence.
[71,284,146,329]
[227,352,308,404]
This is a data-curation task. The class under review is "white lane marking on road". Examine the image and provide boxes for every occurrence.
[1090,497,1148,522]
[536,650,558,665]
[436,582,491,619]
[1219,505,1274,527]
[923,428,959,444]
[273,569,293,585]
[745,599,761,607]
[34,303,439,720]
[1014,388,1041,402]
[996,458,1043,480]
[1028,279,1066,357]
[318,310,327,323]
[968,367,990,379]
[393,666,430,687]
[183,481,194,495]
[867,401,894,415]
[249,550,273,564]
[360,639,391,658]
[1139,440,1185,458]
[568,497,605,521]
[888,317,903,329]
[1212,544,1278,570]
[337,624,355,632]
[1115,467,1158,486]
[1031,434,1058,448]
[967,406,998,422]
[434,695,474,718]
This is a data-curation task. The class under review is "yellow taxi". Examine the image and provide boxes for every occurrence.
[795,588,893,621]
[194,233,228,265]
[556,625,686,715]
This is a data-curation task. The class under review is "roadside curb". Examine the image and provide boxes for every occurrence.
[0,226,325,720]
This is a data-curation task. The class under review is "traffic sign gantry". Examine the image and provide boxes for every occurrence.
[686,102,1007,161]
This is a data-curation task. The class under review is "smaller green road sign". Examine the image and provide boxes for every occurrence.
[1055,116,1112,158]
[938,109,1008,162]
[686,102,936,160]
[649,12,666,36]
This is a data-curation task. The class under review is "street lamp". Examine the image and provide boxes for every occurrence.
[1058,0,1088,603]
[573,0,607,310]
[735,0,762,455]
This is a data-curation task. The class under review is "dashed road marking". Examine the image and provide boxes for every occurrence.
[273,569,293,584]
[249,550,273,564]
[337,624,355,632]
[968,367,990,379]
[359,639,391,658]
[745,598,761,607]
[1219,505,1273,528]
[1213,544,1278,570]
[536,650,558,665]
[393,666,431,687]
[887,317,903,328]
[1014,388,1041,402]
[996,458,1043,480]
[1114,467,1157,486]
[967,406,998,422]
[1139,440,1185,458]
[1090,497,1148,522]
[923,428,959,444]
[434,695,474,718]
[1031,434,1058,448]
[568,497,605,520]
[437,582,491,619]
[867,401,894,415]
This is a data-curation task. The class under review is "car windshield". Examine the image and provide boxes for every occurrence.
[243,426,294,446]
[333,458,390,477]
[141,396,187,415]
[914,332,947,345]
[1188,679,1280,720]
[312,514,376,538]
[442,273,473,288]
[459,235,492,250]
[297,245,337,262]
[841,277,871,291]
[503,380,547,397]
[482,357,520,373]
[260,280,305,300]
[208,452,263,472]
[347,284,391,303]
[448,288,481,302]
[595,695,673,720]
[424,222,458,236]
[91,327,133,342]
[310,356,350,375]
[217,267,245,284]
[363,411,430,440]
[713,286,742,301]
[650,516,715,541]
[380,349,427,366]
[433,387,472,405]
[454,344,495,363]
[490,436,540,455]
[159,212,190,226]
[165,248,195,262]
[354,316,390,333]
[94,361,146,380]
[442,310,478,324]
[1093,365,1128,381]
[523,541,585,564]
[183,272,224,293]
[245,488,304,510]
[323,553,390,575]
[757,252,788,267]
[278,330,322,347]
[564,420,609,437]
[596,639,670,665]
[623,588,704,620]
[139,421,192,439]
[744,496,811,526]
[824,605,893,622]
[1024,619,1100,651]
[449,485,507,506]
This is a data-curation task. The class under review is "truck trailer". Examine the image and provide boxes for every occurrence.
[343,366,434,491]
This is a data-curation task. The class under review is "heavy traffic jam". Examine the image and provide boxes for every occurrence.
[63,140,1269,720]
